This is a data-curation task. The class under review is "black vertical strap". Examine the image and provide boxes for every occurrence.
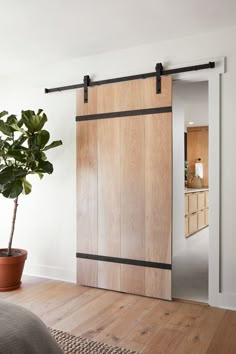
[83,75,90,103]
[155,63,163,94]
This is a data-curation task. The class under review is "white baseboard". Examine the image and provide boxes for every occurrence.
[218,292,236,311]
[24,263,76,284]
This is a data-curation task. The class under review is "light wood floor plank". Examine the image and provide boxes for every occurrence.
[0,275,235,354]
[206,310,236,354]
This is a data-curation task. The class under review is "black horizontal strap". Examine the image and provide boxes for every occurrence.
[76,106,172,122]
[76,252,172,270]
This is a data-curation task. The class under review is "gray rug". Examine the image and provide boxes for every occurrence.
[49,328,139,354]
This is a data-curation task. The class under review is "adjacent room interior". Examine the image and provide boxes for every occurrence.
[173,81,209,303]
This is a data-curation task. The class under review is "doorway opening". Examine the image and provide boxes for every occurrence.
[173,80,209,303]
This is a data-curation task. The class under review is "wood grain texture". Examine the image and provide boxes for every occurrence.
[206,310,236,354]
[145,113,172,264]
[76,121,98,287]
[198,191,206,211]
[145,268,171,300]
[76,76,172,299]
[97,118,121,291]
[187,126,209,188]
[76,77,172,116]
[2,276,234,354]
[120,116,145,295]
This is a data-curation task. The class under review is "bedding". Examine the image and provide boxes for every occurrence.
[0,300,63,354]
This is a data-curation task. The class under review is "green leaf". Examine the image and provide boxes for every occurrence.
[2,179,23,198]
[0,166,27,185]
[0,120,12,137]
[7,150,26,162]
[0,167,14,184]
[9,121,25,133]
[37,160,53,174]
[0,111,8,119]
[43,140,62,151]
[35,172,44,179]
[35,130,50,148]
[34,151,47,161]
[6,115,17,125]
[37,109,43,115]
[22,178,32,195]
[21,110,47,132]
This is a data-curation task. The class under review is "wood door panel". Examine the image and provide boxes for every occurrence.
[76,77,172,116]
[76,76,172,300]
[121,264,145,296]
[145,268,171,300]
[76,121,98,255]
[77,259,97,287]
[98,262,120,291]
[121,116,145,261]
[145,113,172,264]
[120,116,145,294]
[97,118,121,290]
[98,118,121,257]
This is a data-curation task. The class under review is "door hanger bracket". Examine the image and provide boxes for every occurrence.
[155,63,163,94]
[83,75,90,103]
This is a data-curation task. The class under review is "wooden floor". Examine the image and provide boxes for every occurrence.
[1,276,236,354]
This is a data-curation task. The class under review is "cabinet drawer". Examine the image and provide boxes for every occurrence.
[185,217,189,237]
[185,195,189,215]
[198,210,206,229]
[198,192,205,211]
[188,193,198,214]
[206,191,209,208]
[188,213,198,234]
[205,209,209,225]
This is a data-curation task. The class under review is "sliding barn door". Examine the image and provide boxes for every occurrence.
[76,76,172,300]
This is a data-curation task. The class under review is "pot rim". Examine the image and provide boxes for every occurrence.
[0,249,28,264]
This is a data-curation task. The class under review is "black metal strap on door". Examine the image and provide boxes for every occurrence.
[76,252,172,270]
[83,75,90,103]
[156,63,163,94]
[76,106,172,122]
[45,61,215,101]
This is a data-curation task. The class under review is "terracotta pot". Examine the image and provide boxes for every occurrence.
[0,249,27,291]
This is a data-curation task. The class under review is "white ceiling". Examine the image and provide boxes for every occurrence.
[0,0,235,75]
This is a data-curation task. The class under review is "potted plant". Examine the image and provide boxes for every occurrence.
[0,109,62,291]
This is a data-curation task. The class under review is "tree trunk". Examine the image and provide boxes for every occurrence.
[7,197,19,256]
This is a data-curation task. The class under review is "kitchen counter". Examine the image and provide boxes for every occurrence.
[185,188,209,194]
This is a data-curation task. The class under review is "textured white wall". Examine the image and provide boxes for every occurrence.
[0,25,235,306]
[172,84,185,256]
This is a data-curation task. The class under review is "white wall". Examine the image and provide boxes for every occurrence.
[172,85,185,255]
[0,25,235,307]
[176,81,208,128]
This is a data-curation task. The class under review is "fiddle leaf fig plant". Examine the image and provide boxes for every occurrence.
[0,109,62,256]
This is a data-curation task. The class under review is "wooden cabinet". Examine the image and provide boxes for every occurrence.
[198,192,205,211]
[198,210,206,229]
[205,208,209,225]
[188,213,198,234]
[185,190,209,237]
[206,191,209,208]
[188,193,198,214]
[185,195,189,215]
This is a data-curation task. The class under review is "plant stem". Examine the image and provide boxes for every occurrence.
[7,197,19,256]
